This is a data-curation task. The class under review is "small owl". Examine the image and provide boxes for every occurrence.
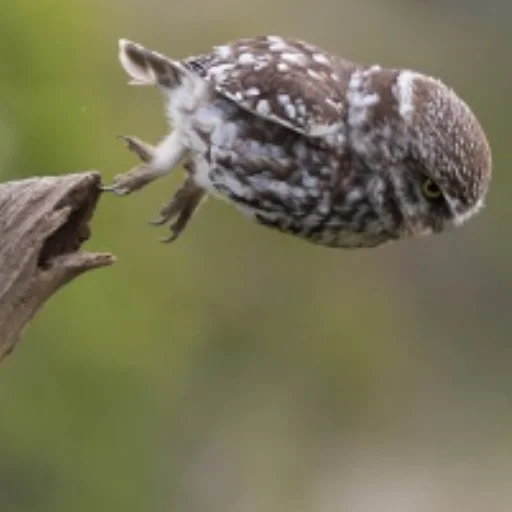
[104,36,492,248]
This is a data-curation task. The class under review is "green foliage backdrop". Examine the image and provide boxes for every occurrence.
[1,1,511,510]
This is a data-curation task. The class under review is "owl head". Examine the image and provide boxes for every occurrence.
[406,73,492,231]
[348,67,492,241]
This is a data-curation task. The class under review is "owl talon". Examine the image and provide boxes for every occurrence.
[149,215,167,226]
[160,214,190,243]
[152,177,205,241]
[118,135,155,163]
[150,188,193,226]
[158,213,188,243]
[159,230,179,244]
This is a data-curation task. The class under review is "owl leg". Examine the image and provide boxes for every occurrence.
[103,131,186,195]
[151,168,206,243]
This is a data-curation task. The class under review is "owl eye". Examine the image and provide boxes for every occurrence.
[421,178,443,200]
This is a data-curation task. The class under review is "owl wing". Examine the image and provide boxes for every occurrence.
[184,36,354,138]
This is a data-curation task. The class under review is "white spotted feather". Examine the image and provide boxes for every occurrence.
[201,37,349,139]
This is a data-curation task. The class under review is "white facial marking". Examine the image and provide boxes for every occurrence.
[395,70,419,121]
[447,195,484,227]
[277,62,290,72]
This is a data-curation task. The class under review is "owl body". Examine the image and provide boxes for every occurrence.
[109,36,492,247]
[179,94,395,248]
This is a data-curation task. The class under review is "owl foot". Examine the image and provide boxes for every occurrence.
[150,177,205,243]
[102,133,185,195]
[101,135,160,195]
[102,163,165,195]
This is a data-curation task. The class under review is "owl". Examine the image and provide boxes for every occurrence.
[104,36,492,248]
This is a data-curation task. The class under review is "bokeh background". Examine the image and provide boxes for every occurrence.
[1,1,511,511]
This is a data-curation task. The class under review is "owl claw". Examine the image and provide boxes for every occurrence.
[159,230,179,244]
[117,135,155,163]
[149,216,167,226]
[160,213,192,243]
[101,184,132,196]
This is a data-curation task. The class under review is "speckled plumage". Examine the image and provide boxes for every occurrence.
[104,35,492,247]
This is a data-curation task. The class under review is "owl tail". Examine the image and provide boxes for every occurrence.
[118,39,190,89]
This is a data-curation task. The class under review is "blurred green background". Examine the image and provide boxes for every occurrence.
[1,1,511,511]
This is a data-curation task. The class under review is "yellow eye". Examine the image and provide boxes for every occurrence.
[421,178,443,200]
